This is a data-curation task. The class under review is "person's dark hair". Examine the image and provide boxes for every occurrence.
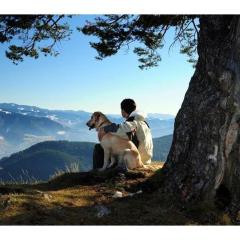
[121,98,136,115]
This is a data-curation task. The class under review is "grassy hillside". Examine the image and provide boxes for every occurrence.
[0,141,95,182]
[0,166,229,225]
[0,134,173,182]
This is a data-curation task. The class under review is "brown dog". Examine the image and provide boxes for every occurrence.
[86,111,144,171]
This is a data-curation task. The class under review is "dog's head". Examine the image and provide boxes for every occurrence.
[86,112,103,130]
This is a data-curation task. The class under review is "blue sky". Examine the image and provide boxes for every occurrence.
[0,15,195,115]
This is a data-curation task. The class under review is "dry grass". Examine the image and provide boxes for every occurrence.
[0,162,227,225]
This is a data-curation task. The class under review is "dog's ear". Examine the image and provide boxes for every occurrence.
[94,112,101,121]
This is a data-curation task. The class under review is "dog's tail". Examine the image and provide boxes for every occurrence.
[123,149,144,169]
[133,150,145,168]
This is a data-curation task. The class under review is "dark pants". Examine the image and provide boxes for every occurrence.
[93,144,104,169]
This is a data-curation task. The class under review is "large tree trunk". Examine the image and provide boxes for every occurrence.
[162,16,240,217]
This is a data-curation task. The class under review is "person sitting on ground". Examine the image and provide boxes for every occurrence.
[93,98,153,170]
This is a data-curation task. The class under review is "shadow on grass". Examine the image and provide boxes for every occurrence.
[0,184,186,225]
[0,168,181,225]
[0,167,225,225]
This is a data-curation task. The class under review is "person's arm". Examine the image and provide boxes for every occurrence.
[119,120,137,133]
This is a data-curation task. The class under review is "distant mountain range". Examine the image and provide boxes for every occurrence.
[0,134,173,182]
[0,110,66,143]
[0,103,175,159]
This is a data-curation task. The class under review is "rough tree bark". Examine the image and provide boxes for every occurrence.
[161,16,240,217]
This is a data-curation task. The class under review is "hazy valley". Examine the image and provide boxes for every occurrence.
[0,103,174,182]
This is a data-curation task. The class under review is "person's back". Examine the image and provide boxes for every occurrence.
[117,109,153,164]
